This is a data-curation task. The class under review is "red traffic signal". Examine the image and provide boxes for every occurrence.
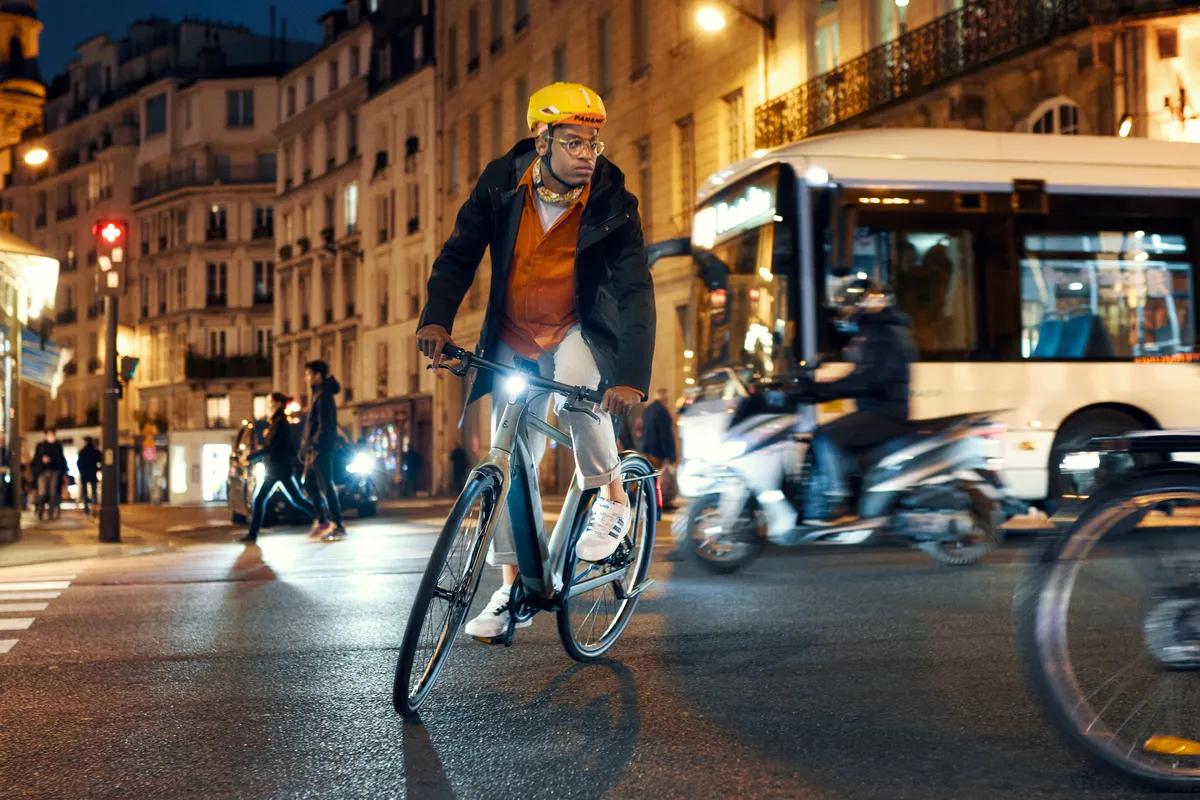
[92,220,127,245]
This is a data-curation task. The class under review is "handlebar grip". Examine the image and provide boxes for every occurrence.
[441,344,468,361]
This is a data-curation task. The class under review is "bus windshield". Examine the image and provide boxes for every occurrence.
[689,166,798,379]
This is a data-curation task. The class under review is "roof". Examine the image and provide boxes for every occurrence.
[696,129,1200,205]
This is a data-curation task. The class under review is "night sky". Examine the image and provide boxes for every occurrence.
[38,1,335,80]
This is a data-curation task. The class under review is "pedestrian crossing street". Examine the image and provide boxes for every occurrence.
[0,568,76,655]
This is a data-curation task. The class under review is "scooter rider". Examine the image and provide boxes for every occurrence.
[802,275,918,522]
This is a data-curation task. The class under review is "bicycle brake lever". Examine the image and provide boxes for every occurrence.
[562,403,600,423]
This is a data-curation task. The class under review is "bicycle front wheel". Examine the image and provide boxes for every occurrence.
[393,470,499,718]
[1015,468,1200,790]
[557,455,656,662]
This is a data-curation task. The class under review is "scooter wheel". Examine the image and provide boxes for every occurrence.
[684,493,763,574]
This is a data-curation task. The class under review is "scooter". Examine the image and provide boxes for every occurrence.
[676,387,1015,573]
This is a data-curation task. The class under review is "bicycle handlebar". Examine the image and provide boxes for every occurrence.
[436,344,606,405]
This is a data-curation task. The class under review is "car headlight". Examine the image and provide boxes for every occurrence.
[347,452,377,474]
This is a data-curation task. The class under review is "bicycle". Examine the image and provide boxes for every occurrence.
[393,344,660,719]
[1015,430,1200,791]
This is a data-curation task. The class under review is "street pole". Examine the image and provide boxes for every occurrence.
[98,294,120,543]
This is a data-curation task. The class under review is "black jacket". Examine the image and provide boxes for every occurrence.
[33,440,67,475]
[639,401,677,462]
[76,444,101,481]
[250,410,299,475]
[815,307,918,420]
[420,140,656,408]
[300,376,341,458]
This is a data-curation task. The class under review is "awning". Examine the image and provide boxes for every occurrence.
[0,228,58,323]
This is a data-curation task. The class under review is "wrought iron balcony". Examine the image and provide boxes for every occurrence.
[185,351,272,380]
[133,162,277,204]
[753,0,1195,150]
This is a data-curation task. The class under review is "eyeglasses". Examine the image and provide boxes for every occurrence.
[550,137,605,158]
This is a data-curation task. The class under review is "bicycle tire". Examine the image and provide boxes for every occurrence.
[1014,467,1200,791]
[393,470,499,718]
[556,455,656,662]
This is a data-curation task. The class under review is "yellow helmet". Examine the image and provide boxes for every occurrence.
[526,82,607,134]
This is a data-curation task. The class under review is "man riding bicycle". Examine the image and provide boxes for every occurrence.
[416,82,655,639]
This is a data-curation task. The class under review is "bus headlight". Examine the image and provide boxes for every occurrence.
[347,453,377,474]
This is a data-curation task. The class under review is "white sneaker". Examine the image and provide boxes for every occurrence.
[463,585,531,639]
[575,498,631,562]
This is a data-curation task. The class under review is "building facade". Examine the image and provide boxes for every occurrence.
[273,2,373,437]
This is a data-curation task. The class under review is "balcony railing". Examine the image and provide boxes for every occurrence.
[55,204,78,221]
[253,292,274,306]
[753,0,1182,150]
[87,357,99,373]
[206,294,228,308]
[133,162,277,203]
[55,308,76,325]
[185,351,273,380]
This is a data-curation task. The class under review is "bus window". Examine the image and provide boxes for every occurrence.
[1020,230,1193,359]
[828,227,979,359]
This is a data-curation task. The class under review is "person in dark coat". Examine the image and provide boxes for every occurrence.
[76,437,101,518]
[32,429,68,520]
[402,444,422,497]
[238,393,316,543]
[639,388,678,467]
[804,277,918,522]
[299,360,346,541]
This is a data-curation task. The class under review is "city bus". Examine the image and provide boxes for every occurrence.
[674,128,1200,505]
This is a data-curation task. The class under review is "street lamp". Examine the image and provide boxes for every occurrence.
[23,146,47,166]
[1119,114,1134,138]
[695,2,776,40]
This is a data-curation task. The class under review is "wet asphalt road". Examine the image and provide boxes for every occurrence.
[0,513,1160,799]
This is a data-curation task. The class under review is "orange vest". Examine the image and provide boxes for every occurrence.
[497,164,591,359]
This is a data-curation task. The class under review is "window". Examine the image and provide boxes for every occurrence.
[287,86,296,117]
[305,75,315,106]
[176,208,188,245]
[514,75,528,140]
[145,93,167,138]
[448,122,459,195]
[1020,230,1193,359]
[87,170,100,209]
[877,0,898,44]
[447,26,459,89]
[491,95,503,157]
[1025,97,1081,135]
[408,183,420,232]
[349,45,361,78]
[378,270,390,324]
[329,60,340,92]
[675,114,695,226]
[491,0,504,48]
[254,261,274,300]
[815,18,840,73]
[207,205,227,240]
[209,331,227,358]
[253,393,269,420]
[158,271,168,312]
[344,181,359,233]
[226,90,254,128]
[324,193,335,230]
[632,0,650,79]
[723,89,746,163]
[206,395,230,429]
[302,204,313,238]
[206,262,228,305]
[283,212,294,243]
[515,0,529,30]
[553,44,567,82]
[254,205,273,237]
[177,268,187,309]
[596,15,612,95]
[348,113,359,155]
[377,42,392,84]
[325,118,337,164]
[468,111,481,182]
[377,193,391,244]
[255,329,273,358]
[376,342,389,397]
[468,6,480,70]
[635,136,652,234]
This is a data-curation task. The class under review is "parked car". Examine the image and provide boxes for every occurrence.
[228,416,378,525]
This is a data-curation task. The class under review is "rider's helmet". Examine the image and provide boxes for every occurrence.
[526,82,607,189]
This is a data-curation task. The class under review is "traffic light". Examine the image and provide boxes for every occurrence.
[92,219,128,296]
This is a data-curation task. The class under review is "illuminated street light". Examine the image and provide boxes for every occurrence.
[1119,114,1134,138]
[895,0,910,6]
[23,147,47,166]
[696,6,727,33]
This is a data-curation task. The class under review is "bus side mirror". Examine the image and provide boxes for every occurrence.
[831,203,858,277]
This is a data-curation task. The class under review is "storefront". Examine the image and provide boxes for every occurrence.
[358,394,433,498]
[0,228,59,542]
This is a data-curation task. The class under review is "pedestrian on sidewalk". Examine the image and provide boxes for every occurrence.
[76,437,101,518]
[32,429,67,521]
[237,393,317,544]
[299,360,346,542]
[402,443,422,497]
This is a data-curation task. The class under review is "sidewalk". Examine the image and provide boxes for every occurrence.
[0,510,188,569]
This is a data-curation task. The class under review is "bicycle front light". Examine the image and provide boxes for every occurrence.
[347,452,377,474]
[252,462,265,482]
[505,375,528,397]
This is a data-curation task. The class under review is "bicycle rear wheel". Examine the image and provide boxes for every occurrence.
[393,470,499,718]
[557,455,656,662]
[1015,468,1200,790]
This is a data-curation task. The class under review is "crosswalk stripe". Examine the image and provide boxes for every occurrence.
[0,602,49,612]
[0,581,71,591]
[0,591,61,600]
[0,640,15,653]
[0,618,35,631]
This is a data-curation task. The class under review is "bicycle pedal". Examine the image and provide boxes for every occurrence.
[472,634,513,647]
